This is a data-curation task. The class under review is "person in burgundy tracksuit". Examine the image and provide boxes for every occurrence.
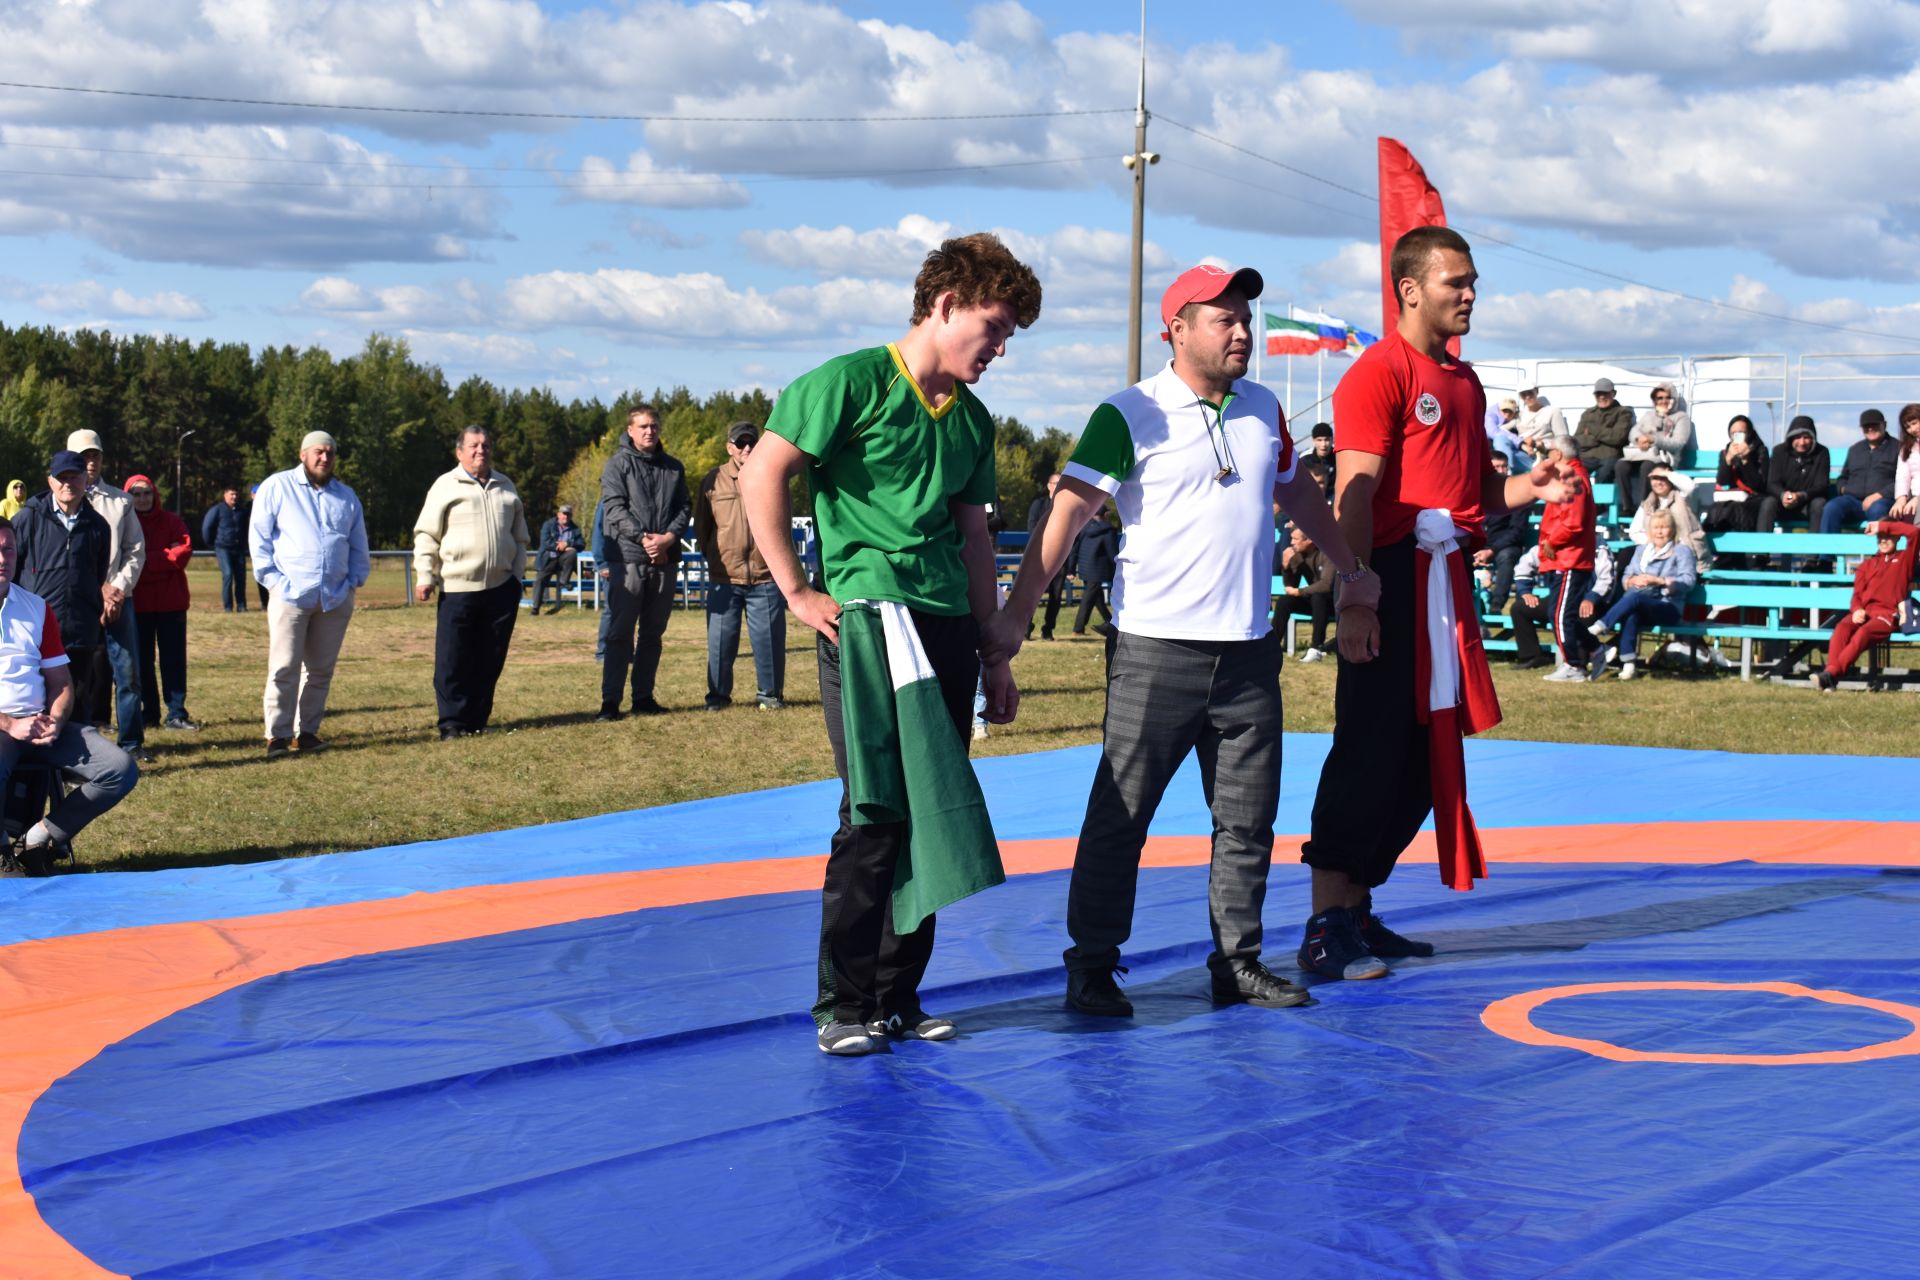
[1814,520,1919,690]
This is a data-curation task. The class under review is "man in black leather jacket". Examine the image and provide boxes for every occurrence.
[597,405,691,718]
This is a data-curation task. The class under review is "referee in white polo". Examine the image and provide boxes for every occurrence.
[983,263,1376,1017]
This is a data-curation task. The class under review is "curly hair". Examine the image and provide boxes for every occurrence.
[910,232,1043,329]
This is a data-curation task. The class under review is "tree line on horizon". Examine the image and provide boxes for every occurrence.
[0,322,1077,550]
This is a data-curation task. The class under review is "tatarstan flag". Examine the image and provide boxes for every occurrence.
[1265,314,1322,356]
[836,600,1004,934]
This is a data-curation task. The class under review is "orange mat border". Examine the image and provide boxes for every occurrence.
[4,819,1916,1276]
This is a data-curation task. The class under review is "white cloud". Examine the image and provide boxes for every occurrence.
[1298,242,1380,295]
[984,340,1130,428]
[740,215,950,278]
[0,123,501,267]
[295,276,487,325]
[1343,0,1920,81]
[559,151,749,209]
[738,217,1171,329]
[1470,277,1920,359]
[498,267,908,343]
[5,2,1919,281]
[5,277,208,320]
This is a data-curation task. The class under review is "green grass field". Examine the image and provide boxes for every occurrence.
[63,558,1916,874]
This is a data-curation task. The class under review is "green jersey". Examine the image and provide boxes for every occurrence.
[766,344,996,615]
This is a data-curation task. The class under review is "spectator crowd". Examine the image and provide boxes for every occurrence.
[5,372,1918,878]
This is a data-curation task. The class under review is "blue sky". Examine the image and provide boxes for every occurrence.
[3,0,1919,435]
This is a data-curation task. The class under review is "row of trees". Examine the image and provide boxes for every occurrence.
[0,322,1076,548]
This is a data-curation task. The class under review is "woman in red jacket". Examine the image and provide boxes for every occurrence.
[1814,520,1919,691]
[126,475,198,730]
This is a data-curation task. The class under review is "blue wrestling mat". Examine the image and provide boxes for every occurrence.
[3,737,1918,1279]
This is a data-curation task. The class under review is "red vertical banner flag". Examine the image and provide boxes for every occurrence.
[1377,137,1455,356]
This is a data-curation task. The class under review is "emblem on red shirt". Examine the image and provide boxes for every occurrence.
[1415,393,1442,426]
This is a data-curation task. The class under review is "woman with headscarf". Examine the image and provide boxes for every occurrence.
[1619,381,1693,510]
[0,479,26,518]
[1629,464,1709,564]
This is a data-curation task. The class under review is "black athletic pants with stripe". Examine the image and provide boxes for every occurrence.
[813,610,979,1028]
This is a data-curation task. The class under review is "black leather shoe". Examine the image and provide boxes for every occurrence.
[1211,958,1312,1008]
[631,698,668,716]
[593,709,624,723]
[1065,966,1133,1017]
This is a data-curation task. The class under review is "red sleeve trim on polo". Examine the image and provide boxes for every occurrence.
[38,603,66,667]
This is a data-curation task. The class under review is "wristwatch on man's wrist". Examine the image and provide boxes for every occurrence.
[1336,561,1370,585]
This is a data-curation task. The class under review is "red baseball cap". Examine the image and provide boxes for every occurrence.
[1160,264,1264,341]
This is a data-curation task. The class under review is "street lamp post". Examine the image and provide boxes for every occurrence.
[175,429,196,514]
[1123,0,1157,385]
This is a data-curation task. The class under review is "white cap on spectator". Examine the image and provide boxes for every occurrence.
[300,431,337,452]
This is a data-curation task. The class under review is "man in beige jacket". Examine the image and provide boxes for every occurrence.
[413,425,530,740]
[695,421,786,710]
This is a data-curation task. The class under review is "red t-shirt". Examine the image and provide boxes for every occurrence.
[1332,329,1490,547]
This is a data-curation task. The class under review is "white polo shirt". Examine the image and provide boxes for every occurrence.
[1063,363,1297,641]
[0,584,69,718]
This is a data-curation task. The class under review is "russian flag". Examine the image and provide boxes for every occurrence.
[1292,307,1354,353]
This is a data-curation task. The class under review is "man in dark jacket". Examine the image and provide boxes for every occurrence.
[1820,408,1898,532]
[597,404,690,718]
[530,504,586,614]
[1574,377,1634,495]
[1301,423,1335,498]
[1476,452,1527,610]
[200,486,250,612]
[1023,473,1066,639]
[1071,509,1118,636]
[1755,416,1831,534]
[1276,524,1335,658]
[14,452,114,723]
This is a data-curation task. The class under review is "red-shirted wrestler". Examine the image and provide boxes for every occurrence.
[1813,520,1920,691]
[1297,227,1578,981]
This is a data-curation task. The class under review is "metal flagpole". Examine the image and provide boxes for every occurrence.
[1253,294,1262,385]
[1123,0,1157,386]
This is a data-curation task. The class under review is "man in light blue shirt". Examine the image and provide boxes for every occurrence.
[249,430,370,759]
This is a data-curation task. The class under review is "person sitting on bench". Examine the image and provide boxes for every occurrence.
[1813,520,1919,692]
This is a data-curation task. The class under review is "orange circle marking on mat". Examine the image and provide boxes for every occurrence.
[1481,981,1920,1065]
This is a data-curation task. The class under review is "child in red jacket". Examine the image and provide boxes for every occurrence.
[1815,520,1918,690]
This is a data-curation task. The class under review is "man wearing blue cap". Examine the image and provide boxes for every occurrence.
[13,450,116,728]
